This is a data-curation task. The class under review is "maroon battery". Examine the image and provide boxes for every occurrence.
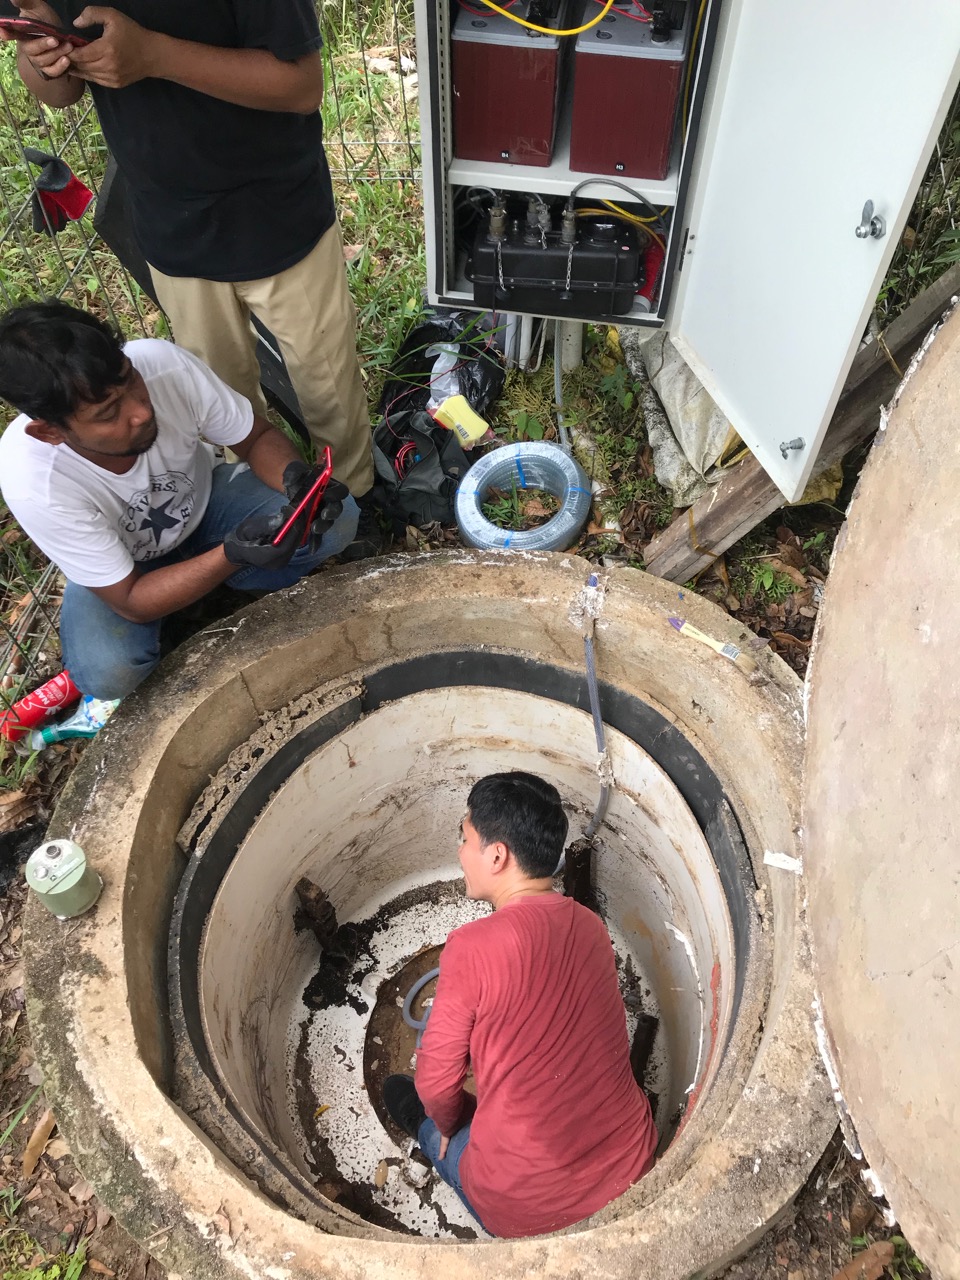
[452,2,569,166]
[570,2,691,179]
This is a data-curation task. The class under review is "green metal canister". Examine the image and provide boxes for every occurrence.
[26,839,103,919]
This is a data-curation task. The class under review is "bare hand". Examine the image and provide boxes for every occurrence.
[69,6,160,88]
[438,1134,450,1160]
[1,1,74,79]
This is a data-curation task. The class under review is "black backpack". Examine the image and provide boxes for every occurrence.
[371,409,472,530]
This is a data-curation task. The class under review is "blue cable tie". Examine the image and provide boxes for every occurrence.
[503,532,513,548]
[569,486,591,494]
[515,446,528,490]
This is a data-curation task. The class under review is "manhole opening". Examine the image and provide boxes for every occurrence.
[168,655,761,1240]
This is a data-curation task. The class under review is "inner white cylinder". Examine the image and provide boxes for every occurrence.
[196,686,736,1235]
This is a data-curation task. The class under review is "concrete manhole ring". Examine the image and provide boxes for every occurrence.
[25,551,834,1280]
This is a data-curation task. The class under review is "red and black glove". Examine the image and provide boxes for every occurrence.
[24,148,94,236]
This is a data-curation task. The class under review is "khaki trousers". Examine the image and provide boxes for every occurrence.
[149,222,374,496]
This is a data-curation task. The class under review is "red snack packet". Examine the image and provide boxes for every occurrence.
[0,671,81,741]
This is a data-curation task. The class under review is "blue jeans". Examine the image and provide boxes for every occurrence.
[417,1118,487,1231]
[61,462,359,699]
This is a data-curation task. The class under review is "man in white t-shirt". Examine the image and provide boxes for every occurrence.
[0,302,359,699]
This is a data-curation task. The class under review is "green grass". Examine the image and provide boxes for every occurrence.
[0,1238,86,1280]
[0,43,162,339]
[0,742,42,793]
[749,562,800,603]
[0,1075,89,1280]
[851,1234,928,1280]
[481,484,559,531]
[568,340,673,529]
[337,178,425,406]
[877,109,960,326]
[319,0,419,179]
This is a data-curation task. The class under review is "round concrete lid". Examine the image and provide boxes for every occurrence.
[804,301,960,1277]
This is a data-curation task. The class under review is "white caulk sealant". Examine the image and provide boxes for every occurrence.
[665,921,705,1094]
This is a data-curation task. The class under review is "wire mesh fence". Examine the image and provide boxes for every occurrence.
[320,0,420,181]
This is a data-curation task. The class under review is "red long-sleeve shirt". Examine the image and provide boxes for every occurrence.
[415,892,657,1238]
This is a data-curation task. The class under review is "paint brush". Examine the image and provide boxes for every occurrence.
[668,616,758,675]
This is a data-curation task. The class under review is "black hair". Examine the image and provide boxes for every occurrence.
[0,301,127,425]
[467,771,569,879]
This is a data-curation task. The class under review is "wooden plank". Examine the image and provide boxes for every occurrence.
[844,262,960,395]
[644,266,960,583]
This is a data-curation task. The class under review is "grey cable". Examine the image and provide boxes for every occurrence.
[402,966,441,1048]
[526,317,549,374]
[566,176,665,225]
[582,573,611,841]
[553,330,572,453]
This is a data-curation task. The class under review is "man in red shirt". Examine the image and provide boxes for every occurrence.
[383,771,658,1238]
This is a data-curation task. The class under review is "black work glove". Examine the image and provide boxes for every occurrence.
[24,148,93,236]
[223,510,301,569]
[223,466,349,568]
[282,459,349,544]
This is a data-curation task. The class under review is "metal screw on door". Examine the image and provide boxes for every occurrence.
[855,199,886,240]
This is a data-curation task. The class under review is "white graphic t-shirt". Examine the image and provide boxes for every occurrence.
[0,339,253,588]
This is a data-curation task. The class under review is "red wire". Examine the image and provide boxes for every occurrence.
[382,353,477,440]
[394,441,418,478]
[382,324,503,444]
[593,0,651,18]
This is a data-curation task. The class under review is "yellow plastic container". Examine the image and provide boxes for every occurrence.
[432,395,490,448]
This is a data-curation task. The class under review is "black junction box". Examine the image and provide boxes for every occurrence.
[469,219,642,317]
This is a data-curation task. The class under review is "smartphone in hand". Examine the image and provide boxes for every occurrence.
[0,16,90,45]
[272,447,335,547]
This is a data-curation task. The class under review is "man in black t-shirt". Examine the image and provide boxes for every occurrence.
[4,0,375,506]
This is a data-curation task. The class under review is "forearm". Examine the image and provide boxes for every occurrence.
[149,39,322,113]
[245,425,303,492]
[415,940,476,1136]
[118,546,235,623]
[415,1063,470,1137]
[17,46,84,105]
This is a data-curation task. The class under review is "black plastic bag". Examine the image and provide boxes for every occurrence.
[379,310,505,425]
[371,409,472,530]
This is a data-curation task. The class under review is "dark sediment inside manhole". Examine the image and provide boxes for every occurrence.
[293,878,485,1236]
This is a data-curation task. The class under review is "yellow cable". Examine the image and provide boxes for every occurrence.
[601,198,669,225]
[682,0,707,136]
[470,0,616,38]
[582,203,645,227]
[575,207,665,250]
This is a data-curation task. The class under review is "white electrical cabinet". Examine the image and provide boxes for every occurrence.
[414,0,960,499]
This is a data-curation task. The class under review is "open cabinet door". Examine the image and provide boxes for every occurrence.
[670,0,960,501]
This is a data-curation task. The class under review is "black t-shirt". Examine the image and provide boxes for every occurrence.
[59,0,336,281]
